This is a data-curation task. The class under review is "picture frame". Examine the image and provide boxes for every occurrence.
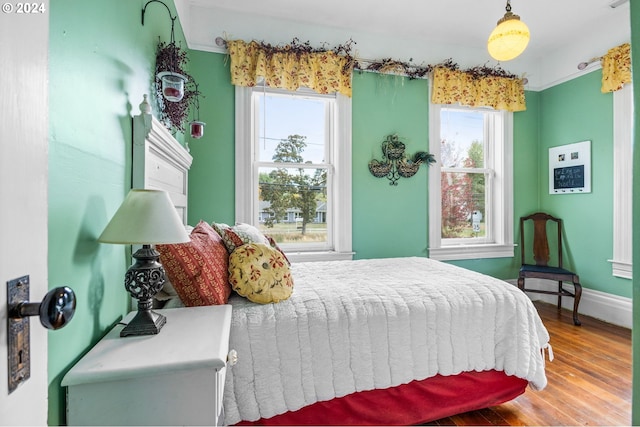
[548,140,591,194]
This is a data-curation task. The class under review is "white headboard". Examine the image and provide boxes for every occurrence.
[132,99,193,225]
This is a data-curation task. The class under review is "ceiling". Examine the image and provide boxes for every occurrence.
[175,0,631,90]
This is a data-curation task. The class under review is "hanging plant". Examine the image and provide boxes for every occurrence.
[154,39,198,133]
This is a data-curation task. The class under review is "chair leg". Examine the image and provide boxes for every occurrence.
[572,281,582,326]
[517,277,524,291]
[557,281,562,309]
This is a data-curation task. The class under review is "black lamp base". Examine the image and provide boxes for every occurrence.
[120,244,168,338]
[120,308,166,337]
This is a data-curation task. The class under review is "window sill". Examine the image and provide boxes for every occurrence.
[429,244,515,261]
[608,259,632,279]
[287,251,355,263]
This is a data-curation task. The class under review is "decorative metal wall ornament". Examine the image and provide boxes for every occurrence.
[369,134,435,186]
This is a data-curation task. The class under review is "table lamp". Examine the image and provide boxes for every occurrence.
[98,189,190,337]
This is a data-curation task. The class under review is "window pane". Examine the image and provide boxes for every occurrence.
[440,109,484,168]
[441,172,486,239]
[256,94,326,164]
[258,166,328,245]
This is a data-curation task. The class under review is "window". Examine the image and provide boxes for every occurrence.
[609,83,633,279]
[235,85,352,261]
[428,104,514,260]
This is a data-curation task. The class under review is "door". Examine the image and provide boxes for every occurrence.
[0,2,50,424]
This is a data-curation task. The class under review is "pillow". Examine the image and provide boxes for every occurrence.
[265,234,290,266]
[155,225,196,301]
[212,222,290,265]
[157,221,231,306]
[212,222,268,253]
[228,243,294,304]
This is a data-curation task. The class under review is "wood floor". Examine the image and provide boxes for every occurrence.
[427,301,632,426]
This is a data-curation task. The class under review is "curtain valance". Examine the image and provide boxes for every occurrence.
[601,43,631,93]
[227,40,353,97]
[431,67,526,112]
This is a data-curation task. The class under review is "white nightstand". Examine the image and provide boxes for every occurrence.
[62,305,233,426]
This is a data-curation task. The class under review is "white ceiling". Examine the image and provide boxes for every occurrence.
[175,0,631,90]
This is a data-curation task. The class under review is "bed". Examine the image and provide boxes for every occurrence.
[133,104,551,426]
[222,256,549,425]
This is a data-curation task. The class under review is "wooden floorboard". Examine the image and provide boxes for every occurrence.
[425,301,632,426]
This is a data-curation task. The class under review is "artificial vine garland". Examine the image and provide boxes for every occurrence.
[356,57,520,80]
[154,40,201,133]
[225,37,522,81]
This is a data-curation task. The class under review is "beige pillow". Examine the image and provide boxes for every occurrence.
[228,243,294,304]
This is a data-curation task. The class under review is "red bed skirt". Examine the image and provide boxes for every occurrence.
[236,370,527,426]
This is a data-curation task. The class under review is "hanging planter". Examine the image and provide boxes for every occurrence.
[154,40,197,133]
[189,121,205,139]
[188,82,206,139]
[142,1,200,134]
[158,71,188,102]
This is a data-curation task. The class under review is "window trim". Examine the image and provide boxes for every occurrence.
[609,83,633,279]
[428,103,514,261]
[235,85,353,262]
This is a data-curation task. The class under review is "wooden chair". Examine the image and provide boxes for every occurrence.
[518,212,582,326]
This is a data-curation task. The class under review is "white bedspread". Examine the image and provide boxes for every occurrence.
[223,257,550,424]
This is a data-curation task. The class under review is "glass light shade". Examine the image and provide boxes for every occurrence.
[190,121,206,139]
[157,71,187,102]
[487,17,530,61]
[98,189,189,245]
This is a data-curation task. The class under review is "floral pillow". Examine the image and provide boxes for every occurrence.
[157,221,231,306]
[228,243,294,304]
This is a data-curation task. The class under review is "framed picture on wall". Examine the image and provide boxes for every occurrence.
[548,140,591,194]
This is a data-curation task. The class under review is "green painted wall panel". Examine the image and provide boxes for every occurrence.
[539,72,631,298]
[186,50,236,225]
[351,73,430,259]
[48,0,187,424]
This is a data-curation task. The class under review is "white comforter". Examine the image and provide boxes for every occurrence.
[223,257,550,424]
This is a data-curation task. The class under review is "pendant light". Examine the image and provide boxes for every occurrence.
[142,0,188,102]
[487,0,530,61]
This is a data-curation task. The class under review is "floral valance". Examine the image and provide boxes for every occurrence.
[601,43,631,93]
[227,40,353,97]
[431,67,526,112]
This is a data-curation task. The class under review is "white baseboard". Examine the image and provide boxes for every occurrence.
[506,279,632,329]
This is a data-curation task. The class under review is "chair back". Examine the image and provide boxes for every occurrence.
[519,212,563,268]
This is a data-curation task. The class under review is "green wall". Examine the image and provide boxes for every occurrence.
[538,71,631,298]
[187,61,542,279]
[186,50,236,225]
[351,73,430,259]
[48,1,187,424]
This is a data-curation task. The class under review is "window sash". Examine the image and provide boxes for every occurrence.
[235,84,353,261]
[252,88,334,252]
[428,102,514,261]
[440,169,493,244]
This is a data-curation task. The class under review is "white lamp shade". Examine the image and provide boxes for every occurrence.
[487,17,530,61]
[98,189,190,245]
